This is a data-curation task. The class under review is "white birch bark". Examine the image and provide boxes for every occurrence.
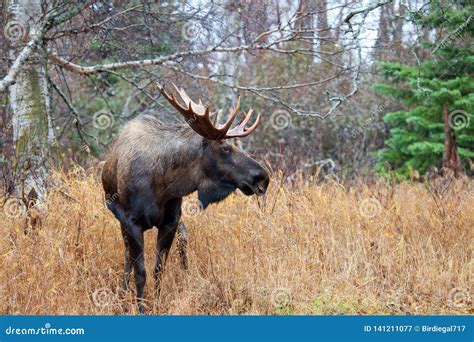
[6,0,54,202]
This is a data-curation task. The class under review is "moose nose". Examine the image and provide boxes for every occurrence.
[252,169,268,183]
[251,169,270,194]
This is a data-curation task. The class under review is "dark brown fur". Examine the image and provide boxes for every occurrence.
[102,115,269,313]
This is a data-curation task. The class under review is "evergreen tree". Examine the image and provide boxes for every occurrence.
[373,1,474,178]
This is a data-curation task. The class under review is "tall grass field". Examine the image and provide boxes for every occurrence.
[1,168,472,315]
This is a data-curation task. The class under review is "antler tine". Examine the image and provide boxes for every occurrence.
[158,83,189,113]
[173,84,207,116]
[218,97,240,133]
[158,83,260,140]
[158,83,210,137]
[225,109,261,138]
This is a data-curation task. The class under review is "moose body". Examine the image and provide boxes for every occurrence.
[101,85,269,313]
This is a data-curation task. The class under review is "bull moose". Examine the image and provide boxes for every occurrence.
[101,84,270,313]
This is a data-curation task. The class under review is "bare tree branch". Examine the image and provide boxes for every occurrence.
[342,0,393,26]
[0,14,54,93]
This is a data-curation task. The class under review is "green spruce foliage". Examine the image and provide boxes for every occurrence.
[373,1,473,177]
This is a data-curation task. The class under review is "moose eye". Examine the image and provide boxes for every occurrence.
[221,145,232,154]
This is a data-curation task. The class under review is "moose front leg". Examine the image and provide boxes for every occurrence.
[153,198,181,295]
[153,225,178,295]
[120,225,132,292]
[123,223,146,314]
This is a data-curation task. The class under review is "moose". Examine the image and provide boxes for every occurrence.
[101,84,270,313]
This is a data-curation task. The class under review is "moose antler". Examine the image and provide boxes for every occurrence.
[158,83,260,140]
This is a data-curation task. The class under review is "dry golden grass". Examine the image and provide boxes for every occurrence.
[1,167,472,315]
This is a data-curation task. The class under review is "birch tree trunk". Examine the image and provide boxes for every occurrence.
[6,0,54,203]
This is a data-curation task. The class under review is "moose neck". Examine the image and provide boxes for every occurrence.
[169,131,237,208]
[152,126,237,207]
[160,131,205,199]
[197,178,236,209]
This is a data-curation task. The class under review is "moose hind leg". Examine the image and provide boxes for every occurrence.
[120,225,133,292]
